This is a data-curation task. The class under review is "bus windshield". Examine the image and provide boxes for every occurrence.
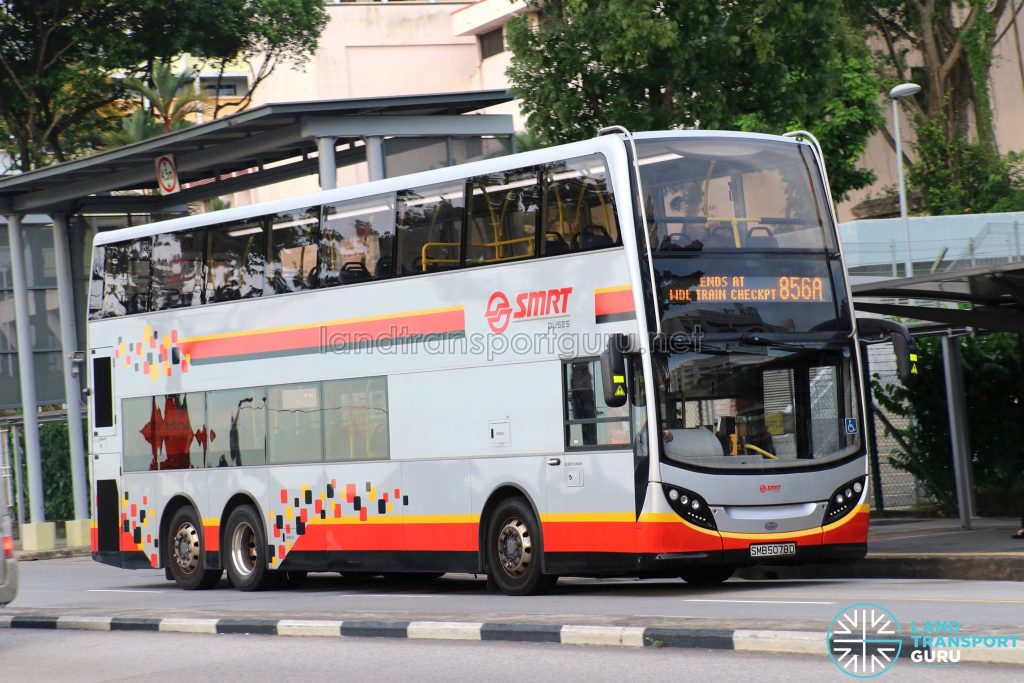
[653,343,860,471]
[637,137,835,252]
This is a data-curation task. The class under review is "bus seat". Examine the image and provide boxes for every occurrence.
[572,224,613,251]
[544,231,570,255]
[662,427,725,464]
[746,226,778,249]
[705,224,737,249]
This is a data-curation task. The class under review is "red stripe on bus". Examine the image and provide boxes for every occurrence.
[180,308,465,361]
[204,524,220,552]
[821,508,870,545]
[594,289,634,317]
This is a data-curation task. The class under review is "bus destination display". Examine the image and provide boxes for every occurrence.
[667,275,829,304]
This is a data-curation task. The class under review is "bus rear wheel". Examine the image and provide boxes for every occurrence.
[486,498,557,596]
[679,566,735,586]
[224,505,274,591]
[166,506,222,590]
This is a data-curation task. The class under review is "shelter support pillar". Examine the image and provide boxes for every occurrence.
[365,136,385,181]
[5,213,54,550]
[53,214,90,547]
[317,136,337,191]
[941,334,975,529]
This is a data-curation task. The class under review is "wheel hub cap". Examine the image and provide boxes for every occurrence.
[497,518,532,577]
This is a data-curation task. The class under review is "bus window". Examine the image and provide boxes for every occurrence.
[152,231,205,310]
[323,376,389,462]
[102,239,152,317]
[321,194,396,285]
[87,244,105,320]
[396,181,465,275]
[267,209,319,294]
[465,169,539,267]
[156,393,206,470]
[123,397,158,471]
[267,382,323,465]
[207,220,265,302]
[206,387,267,467]
[543,155,619,255]
[563,359,631,448]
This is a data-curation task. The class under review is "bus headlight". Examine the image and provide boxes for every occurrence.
[822,476,867,525]
[662,484,717,530]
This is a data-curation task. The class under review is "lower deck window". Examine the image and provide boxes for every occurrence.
[563,359,631,448]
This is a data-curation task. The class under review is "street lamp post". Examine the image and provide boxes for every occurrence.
[889,82,921,278]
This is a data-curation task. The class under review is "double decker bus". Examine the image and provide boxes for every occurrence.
[87,128,916,595]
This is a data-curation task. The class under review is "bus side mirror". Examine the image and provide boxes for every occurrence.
[856,317,920,388]
[601,333,628,407]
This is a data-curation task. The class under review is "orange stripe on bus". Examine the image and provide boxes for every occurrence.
[594,287,635,317]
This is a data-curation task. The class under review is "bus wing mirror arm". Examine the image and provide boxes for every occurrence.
[856,317,920,388]
[601,333,629,408]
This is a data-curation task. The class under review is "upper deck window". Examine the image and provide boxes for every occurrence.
[321,194,396,284]
[637,139,835,253]
[100,239,151,317]
[396,181,465,275]
[152,231,205,310]
[207,219,265,302]
[267,209,319,294]
[466,169,539,266]
[542,155,619,256]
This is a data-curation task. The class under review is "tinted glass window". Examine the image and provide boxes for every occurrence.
[87,244,105,321]
[101,239,152,317]
[321,194,396,285]
[267,209,319,294]
[564,359,631,448]
[466,169,538,267]
[206,387,266,467]
[207,220,265,302]
[396,181,465,275]
[543,155,619,255]
[637,138,833,252]
[91,356,113,428]
[152,231,205,310]
[323,377,389,461]
[267,383,322,465]
[122,397,158,471]
[138,393,206,470]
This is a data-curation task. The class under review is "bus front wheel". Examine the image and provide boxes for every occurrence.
[486,498,557,596]
[166,506,222,590]
[224,505,274,591]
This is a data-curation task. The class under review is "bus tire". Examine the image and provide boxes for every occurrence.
[486,497,557,596]
[679,566,735,586]
[223,505,274,591]
[166,506,222,590]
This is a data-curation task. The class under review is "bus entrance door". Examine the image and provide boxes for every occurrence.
[89,348,121,555]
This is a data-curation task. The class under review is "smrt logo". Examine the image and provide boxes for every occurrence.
[759,483,782,493]
[485,287,572,334]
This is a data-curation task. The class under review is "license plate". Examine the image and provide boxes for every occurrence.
[750,542,796,558]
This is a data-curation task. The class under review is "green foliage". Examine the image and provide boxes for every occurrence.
[106,110,166,148]
[506,0,882,201]
[9,421,87,522]
[0,0,327,171]
[908,117,1024,215]
[873,333,1024,516]
[122,61,211,138]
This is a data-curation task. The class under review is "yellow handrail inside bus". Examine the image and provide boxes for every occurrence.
[421,241,460,271]
[742,443,779,460]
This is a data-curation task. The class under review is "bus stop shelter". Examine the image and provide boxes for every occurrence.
[0,89,514,549]
[852,261,1024,528]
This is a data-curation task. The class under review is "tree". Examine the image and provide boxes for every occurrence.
[506,0,883,201]
[849,2,1024,215]
[0,0,327,173]
[123,61,210,135]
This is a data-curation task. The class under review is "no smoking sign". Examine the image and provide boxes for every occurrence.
[154,154,180,195]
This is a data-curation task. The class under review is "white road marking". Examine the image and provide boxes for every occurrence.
[87,589,166,593]
[685,599,835,605]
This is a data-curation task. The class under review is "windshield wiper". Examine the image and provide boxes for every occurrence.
[737,334,811,351]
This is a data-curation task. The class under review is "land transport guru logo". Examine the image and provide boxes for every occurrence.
[828,602,903,678]
[485,287,572,334]
[827,601,1021,677]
